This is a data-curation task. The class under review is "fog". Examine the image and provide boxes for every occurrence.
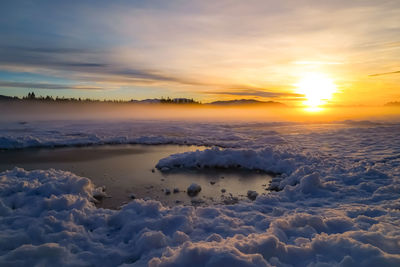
[1,101,399,123]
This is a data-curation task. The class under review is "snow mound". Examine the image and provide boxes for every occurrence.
[156,146,312,175]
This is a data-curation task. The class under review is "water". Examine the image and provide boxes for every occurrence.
[0,144,273,208]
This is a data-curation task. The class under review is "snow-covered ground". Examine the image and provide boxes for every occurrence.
[1,120,400,266]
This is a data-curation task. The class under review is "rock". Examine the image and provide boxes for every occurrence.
[210,181,216,185]
[129,193,136,199]
[173,188,180,194]
[247,190,258,201]
[271,177,282,183]
[165,189,171,195]
[93,194,106,201]
[223,196,239,205]
[187,183,202,197]
[221,188,226,193]
[151,169,155,173]
[93,187,107,201]
[191,198,205,205]
[268,182,281,192]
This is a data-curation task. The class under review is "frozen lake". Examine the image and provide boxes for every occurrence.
[0,144,272,208]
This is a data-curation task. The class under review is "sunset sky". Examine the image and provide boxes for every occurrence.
[0,0,399,106]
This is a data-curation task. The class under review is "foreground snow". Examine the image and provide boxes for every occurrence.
[1,120,400,266]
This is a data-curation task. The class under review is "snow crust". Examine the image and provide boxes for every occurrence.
[1,120,400,266]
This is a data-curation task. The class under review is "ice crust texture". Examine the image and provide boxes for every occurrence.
[1,120,400,266]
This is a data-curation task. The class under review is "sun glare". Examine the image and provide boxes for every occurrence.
[295,72,337,111]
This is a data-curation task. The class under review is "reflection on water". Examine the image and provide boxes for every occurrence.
[0,145,272,209]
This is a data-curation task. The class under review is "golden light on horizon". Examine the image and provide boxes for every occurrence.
[295,72,337,111]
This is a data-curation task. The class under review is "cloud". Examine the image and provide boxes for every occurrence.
[293,61,344,65]
[0,45,105,70]
[369,71,400,77]
[2,46,90,54]
[0,80,103,90]
[205,89,303,99]
[0,45,205,87]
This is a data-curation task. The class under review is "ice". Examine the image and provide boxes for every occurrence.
[0,120,400,266]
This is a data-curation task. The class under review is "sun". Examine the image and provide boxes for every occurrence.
[295,72,337,111]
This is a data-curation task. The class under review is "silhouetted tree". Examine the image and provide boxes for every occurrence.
[27,92,36,100]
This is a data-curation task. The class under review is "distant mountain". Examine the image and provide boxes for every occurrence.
[209,99,286,106]
[385,101,400,107]
[130,98,161,104]
[130,98,199,104]
[0,95,19,101]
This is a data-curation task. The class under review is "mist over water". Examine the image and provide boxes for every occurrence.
[1,101,399,123]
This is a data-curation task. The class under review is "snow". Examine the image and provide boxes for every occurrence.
[1,120,400,266]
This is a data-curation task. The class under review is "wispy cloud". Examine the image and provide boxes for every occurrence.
[293,61,344,65]
[0,80,103,90]
[205,89,303,99]
[0,45,209,87]
[369,71,400,77]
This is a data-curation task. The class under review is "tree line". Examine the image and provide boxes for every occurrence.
[18,92,200,104]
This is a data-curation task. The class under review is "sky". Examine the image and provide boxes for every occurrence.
[0,0,399,106]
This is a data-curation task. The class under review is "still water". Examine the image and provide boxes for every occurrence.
[0,145,272,208]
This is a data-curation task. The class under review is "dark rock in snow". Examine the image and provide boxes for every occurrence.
[247,190,258,201]
[187,183,202,197]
